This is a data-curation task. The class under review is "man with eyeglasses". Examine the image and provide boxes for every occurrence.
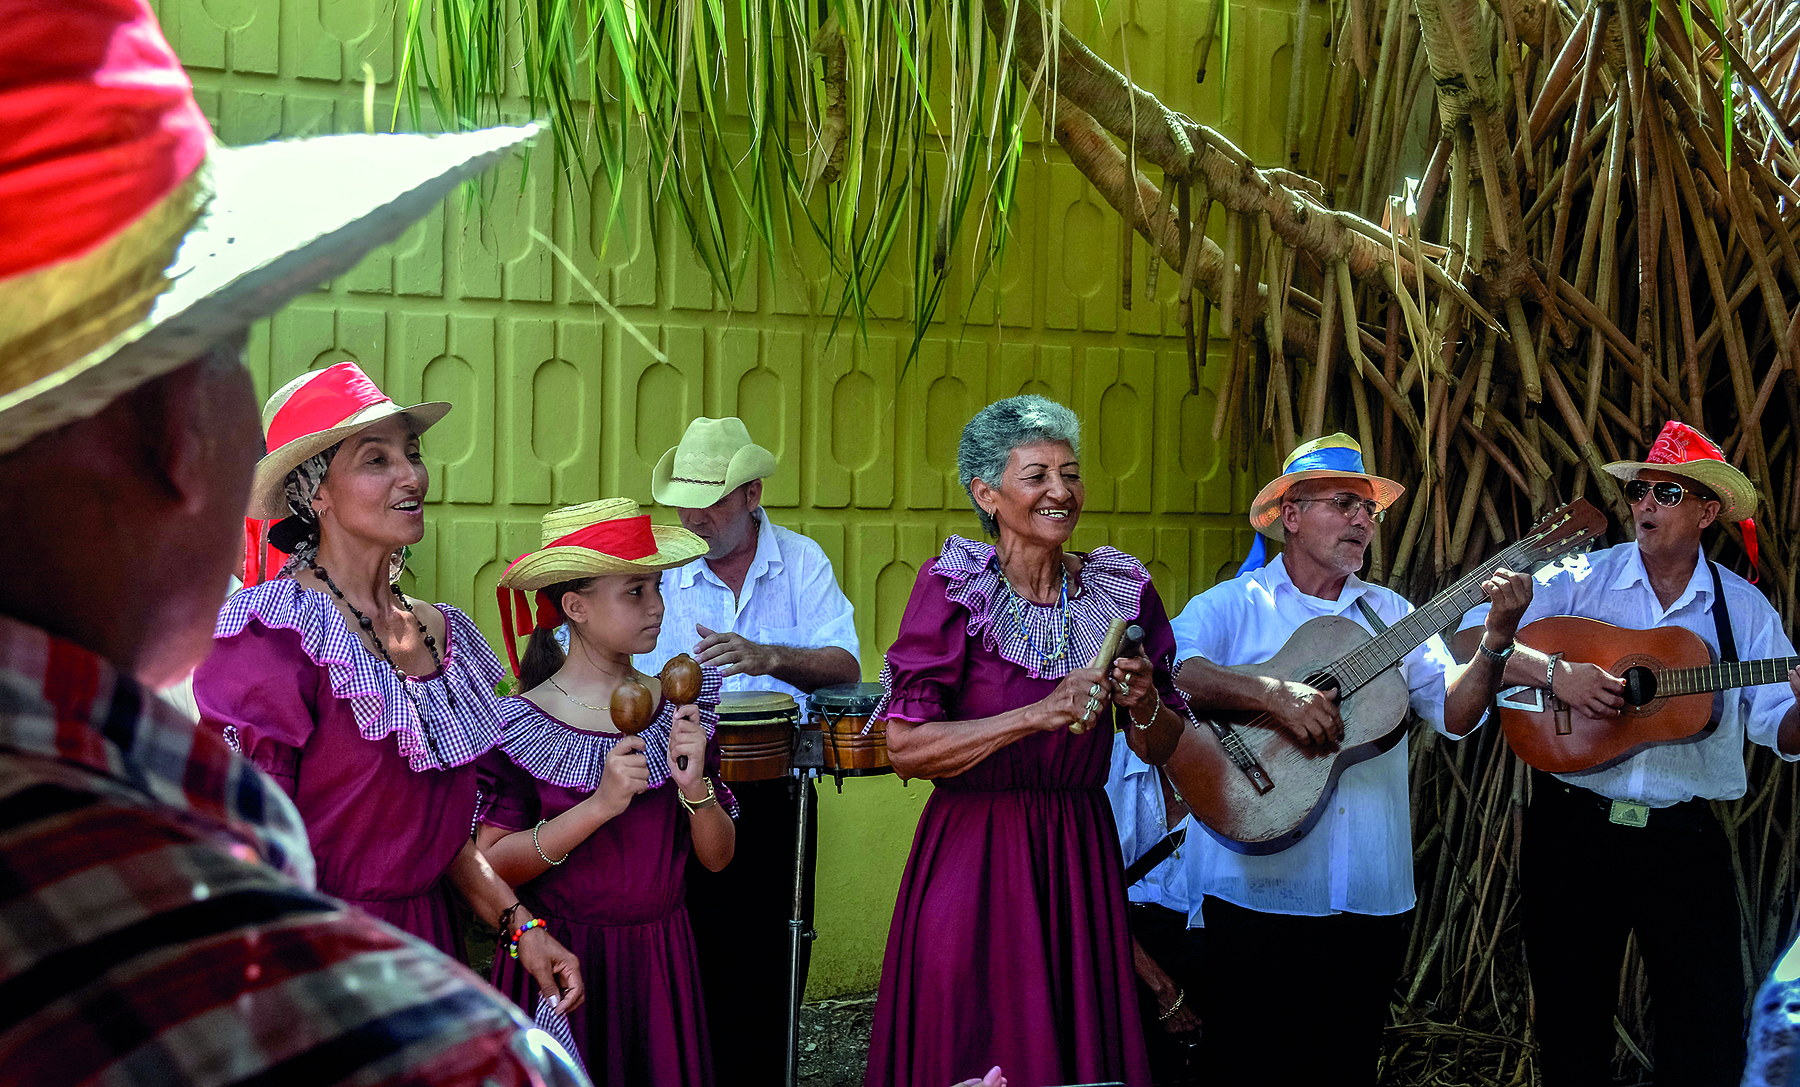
[1158,433,1531,1086]
[1454,420,1800,1086]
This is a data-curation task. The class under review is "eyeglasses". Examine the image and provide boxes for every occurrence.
[1623,479,1692,507]
[1293,493,1384,522]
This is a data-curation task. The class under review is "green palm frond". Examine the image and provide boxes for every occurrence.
[397,0,1039,347]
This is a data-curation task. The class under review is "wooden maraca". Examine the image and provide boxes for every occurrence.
[608,678,655,735]
[659,654,703,770]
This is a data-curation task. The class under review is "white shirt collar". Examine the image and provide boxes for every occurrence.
[1610,541,1712,613]
[1259,553,1376,610]
[673,509,783,590]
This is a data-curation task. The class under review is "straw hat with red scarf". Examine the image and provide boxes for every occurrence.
[0,0,534,460]
[1603,421,1761,579]
[495,499,707,678]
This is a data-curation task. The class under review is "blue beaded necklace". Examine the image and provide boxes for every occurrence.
[1006,564,1070,665]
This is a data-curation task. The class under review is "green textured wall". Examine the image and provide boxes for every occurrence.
[163,0,1323,998]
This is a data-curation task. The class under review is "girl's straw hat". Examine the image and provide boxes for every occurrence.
[500,499,709,591]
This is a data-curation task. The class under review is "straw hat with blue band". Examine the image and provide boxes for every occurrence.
[1249,433,1406,541]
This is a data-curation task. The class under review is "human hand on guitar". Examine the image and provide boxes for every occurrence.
[1032,665,1112,731]
[1550,660,1627,717]
[1478,567,1534,645]
[1258,678,1342,748]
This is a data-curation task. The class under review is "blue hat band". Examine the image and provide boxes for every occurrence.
[1284,444,1367,477]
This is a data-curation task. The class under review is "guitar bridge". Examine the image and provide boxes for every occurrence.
[1210,721,1275,794]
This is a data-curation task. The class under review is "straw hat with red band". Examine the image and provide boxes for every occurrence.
[247,363,451,521]
[1603,420,1761,577]
[495,499,708,676]
[0,0,537,457]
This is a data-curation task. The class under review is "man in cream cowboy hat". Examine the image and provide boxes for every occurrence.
[1456,420,1800,1086]
[0,0,581,1082]
[1160,433,1531,1086]
[643,415,860,1086]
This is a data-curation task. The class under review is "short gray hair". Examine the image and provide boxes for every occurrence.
[958,395,1082,536]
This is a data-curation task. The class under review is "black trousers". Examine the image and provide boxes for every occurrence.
[685,776,817,1087]
[1127,902,1208,1086]
[1198,896,1407,1087]
[1522,774,1746,1086]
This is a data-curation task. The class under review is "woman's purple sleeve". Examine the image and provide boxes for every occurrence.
[880,565,969,724]
[475,749,536,833]
[193,623,318,796]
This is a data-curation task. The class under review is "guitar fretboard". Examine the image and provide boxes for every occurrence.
[1332,536,1547,695]
[1656,657,1800,697]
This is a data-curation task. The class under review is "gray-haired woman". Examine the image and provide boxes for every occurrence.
[863,394,1188,1087]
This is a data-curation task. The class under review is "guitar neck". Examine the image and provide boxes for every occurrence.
[1331,538,1541,695]
[1657,657,1800,697]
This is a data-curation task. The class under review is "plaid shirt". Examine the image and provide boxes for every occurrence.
[0,613,583,1087]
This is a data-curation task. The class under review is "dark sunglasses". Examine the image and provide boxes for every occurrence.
[1623,479,1692,507]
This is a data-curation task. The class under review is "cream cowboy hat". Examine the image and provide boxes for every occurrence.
[498,499,710,591]
[651,417,778,509]
[245,363,453,521]
[1602,421,1758,523]
[0,0,536,457]
[1249,432,1406,540]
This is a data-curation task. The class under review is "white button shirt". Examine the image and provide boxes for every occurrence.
[1459,542,1800,805]
[1170,554,1454,917]
[1105,732,1201,926]
[635,512,860,703]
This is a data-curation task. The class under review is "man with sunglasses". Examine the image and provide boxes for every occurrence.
[1161,433,1532,1086]
[1455,421,1800,1086]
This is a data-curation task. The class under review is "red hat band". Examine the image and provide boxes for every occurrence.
[1644,421,1727,468]
[265,362,393,451]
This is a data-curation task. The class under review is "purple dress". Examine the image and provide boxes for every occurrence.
[194,578,506,958]
[480,668,739,1086]
[864,537,1185,1087]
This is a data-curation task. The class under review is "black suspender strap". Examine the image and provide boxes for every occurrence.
[1124,826,1187,887]
[1355,596,1390,634]
[1707,560,1738,664]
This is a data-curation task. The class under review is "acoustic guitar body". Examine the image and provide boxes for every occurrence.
[1498,615,1716,774]
[1176,615,1413,855]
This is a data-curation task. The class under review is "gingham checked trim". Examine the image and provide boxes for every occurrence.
[870,536,1155,724]
[215,580,505,773]
[494,665,740,819]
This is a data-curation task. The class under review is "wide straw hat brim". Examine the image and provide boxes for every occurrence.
[499,525,710,591]
[1602,458,1759,522]
[0,124,537,457]
[1250,468,1407,540]
[247,399,453,520]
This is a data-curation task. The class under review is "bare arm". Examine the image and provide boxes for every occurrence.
[1452,621,1627,718]
[886,664,1112,780]
[1175,655,1344,747]
[1113,654,1185,767]
[1442,570,1532,736]
[446,838,585,1013]
[668,706,735,870]
[1780,671,1800,756]
[693,625,861,693]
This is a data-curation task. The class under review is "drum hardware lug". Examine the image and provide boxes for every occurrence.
[793,727,826,771]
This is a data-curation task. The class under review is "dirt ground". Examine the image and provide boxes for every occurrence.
[797,994,877,1086]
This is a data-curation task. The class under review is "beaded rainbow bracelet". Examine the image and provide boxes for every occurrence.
[509,917,547,960]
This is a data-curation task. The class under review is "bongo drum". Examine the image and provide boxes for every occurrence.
[809,682,891,777]
[715,690,798,783]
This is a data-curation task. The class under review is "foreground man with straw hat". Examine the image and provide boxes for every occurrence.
[1456,420,1800,1086]
[1163,433,1531,1087]
[643,416,860,1086]
[0,0,585,1082]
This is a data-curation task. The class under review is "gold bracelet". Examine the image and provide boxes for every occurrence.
[1132,699,1164,731]
[1157,987,1186,1022]
[532,819,568,866]
[678,777,719,815]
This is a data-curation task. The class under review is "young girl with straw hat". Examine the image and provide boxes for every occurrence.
[195,362,584,1014]
[480,498,738,1086]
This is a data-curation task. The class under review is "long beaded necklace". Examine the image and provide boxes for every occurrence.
[1004,564,1070,666]
[312,560,451,762]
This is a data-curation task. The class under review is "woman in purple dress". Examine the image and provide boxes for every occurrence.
[195,362,583,1014]
[864,395,1190,1087]
[476,499,738,1086]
